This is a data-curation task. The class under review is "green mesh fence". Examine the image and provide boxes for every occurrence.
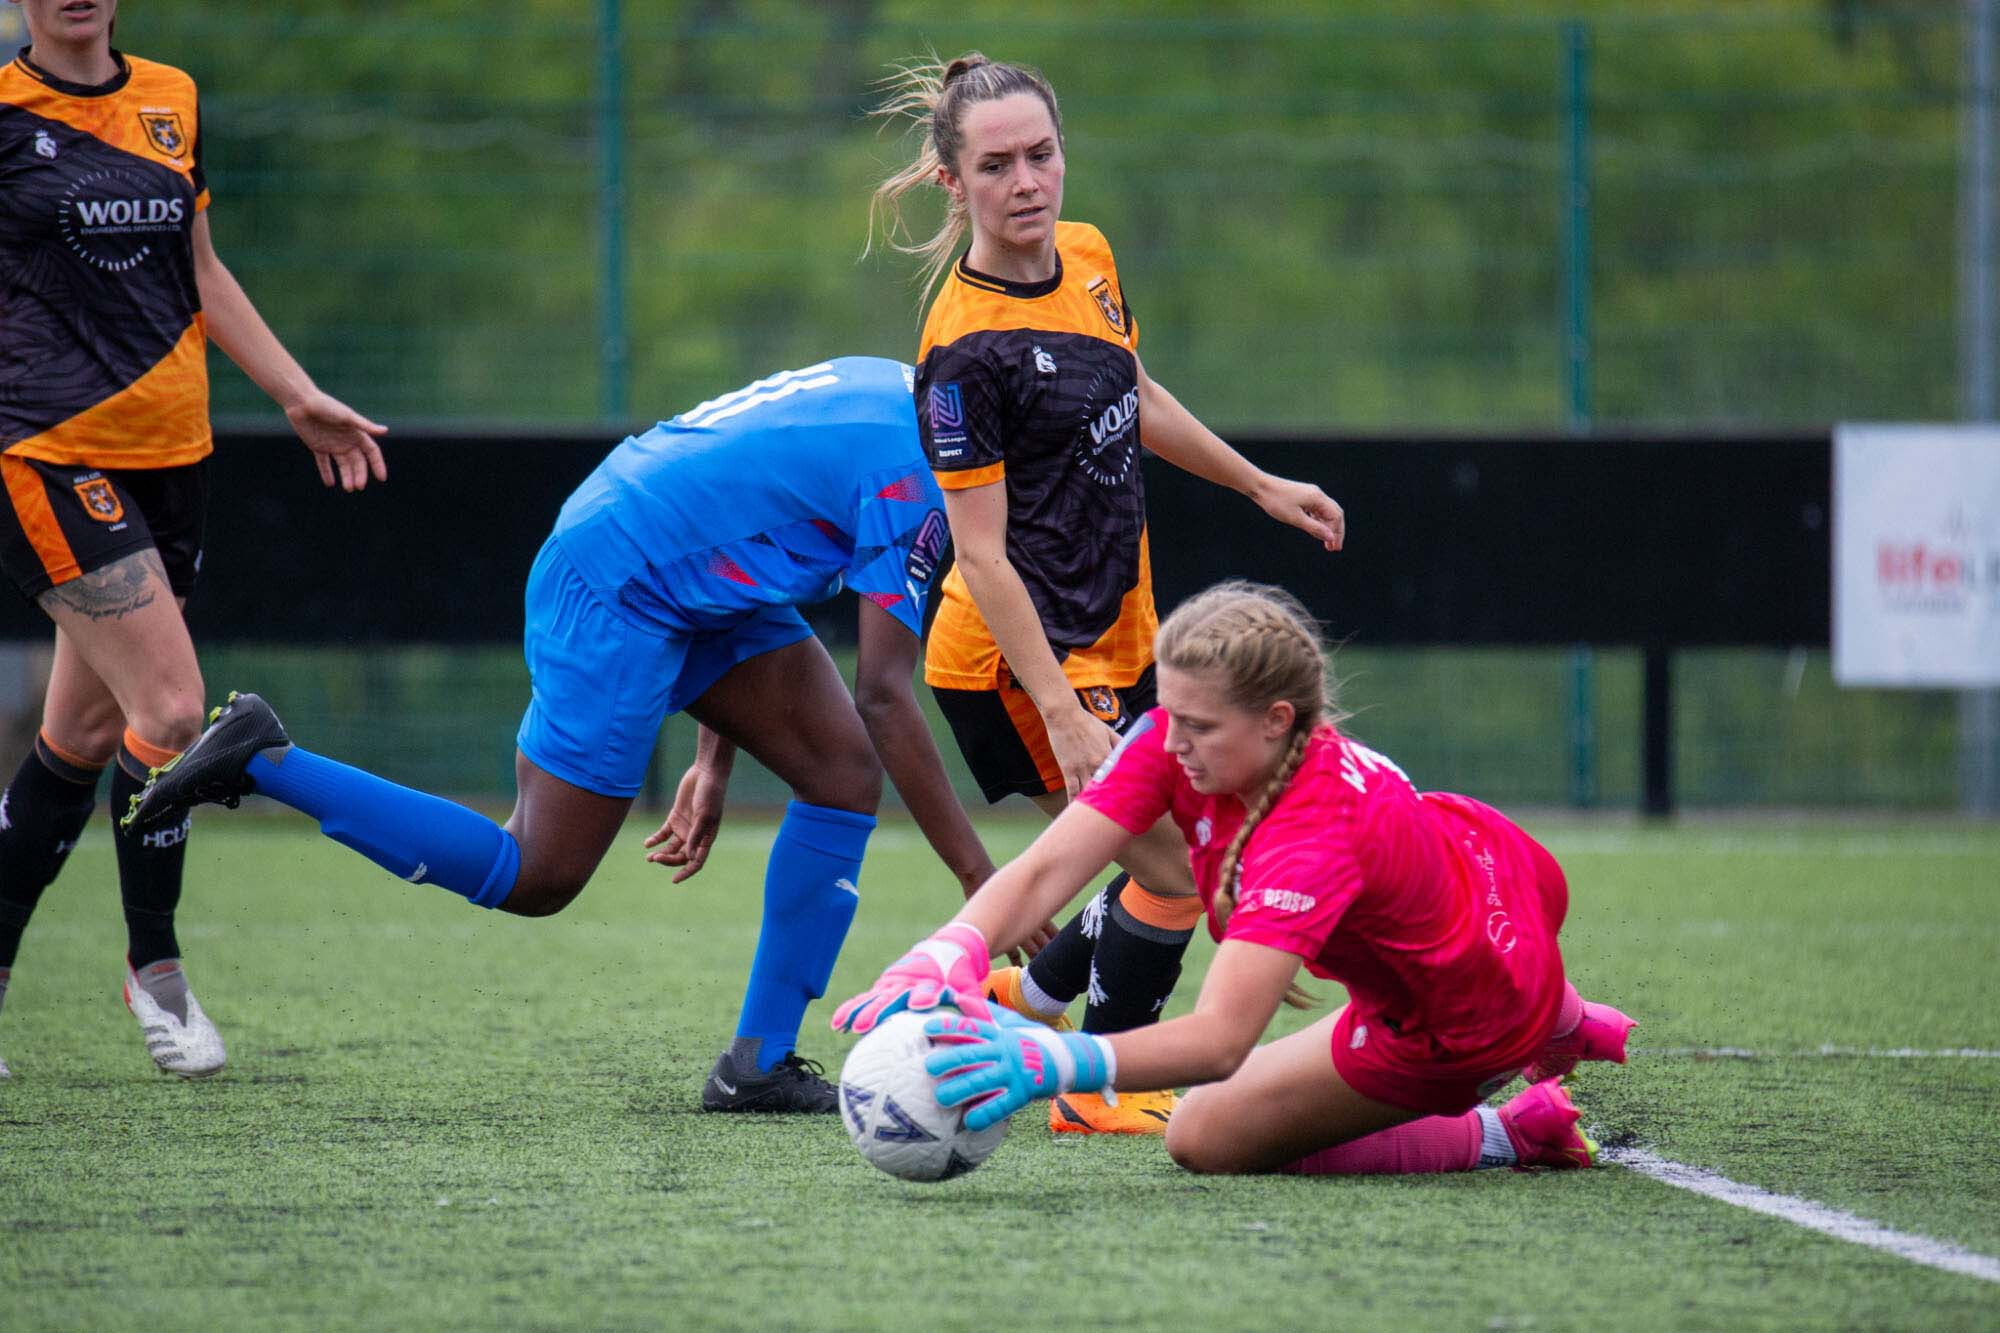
[100,2,1983,430]
[5,3,1983,809]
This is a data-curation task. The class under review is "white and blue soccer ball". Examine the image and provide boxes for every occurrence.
[839,1009,1007,1182]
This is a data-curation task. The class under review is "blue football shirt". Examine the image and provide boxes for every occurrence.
[552,357,948,637]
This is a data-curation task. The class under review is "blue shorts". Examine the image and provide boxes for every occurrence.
[515,538,814,797]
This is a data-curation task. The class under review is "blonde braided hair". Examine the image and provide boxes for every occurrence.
[866,52,1065,302]
[1155,581,1342,1010]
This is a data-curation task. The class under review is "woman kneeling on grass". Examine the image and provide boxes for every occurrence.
[835,581,1634,1174]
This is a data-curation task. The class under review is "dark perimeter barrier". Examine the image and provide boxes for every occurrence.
[0,427,1830,816]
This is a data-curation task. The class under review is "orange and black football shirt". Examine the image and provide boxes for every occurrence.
[0,49,211,469]
[916,220,1157,692]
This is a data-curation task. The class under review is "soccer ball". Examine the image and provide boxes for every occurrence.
[839,1009,1008,1182]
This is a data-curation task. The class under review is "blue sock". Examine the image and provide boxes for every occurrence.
[245,748,520,909]
[735,800,874,1070]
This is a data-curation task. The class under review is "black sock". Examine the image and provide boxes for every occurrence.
[1024,872,1128,1005]
[111,754,187,970]
[0,739,102,969]
[1080,882,1196,1036]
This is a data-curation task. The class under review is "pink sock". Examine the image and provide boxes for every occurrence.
[1284,1111,1483,1175]
[1551,980,1584,1040]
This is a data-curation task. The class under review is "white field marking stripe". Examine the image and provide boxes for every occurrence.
[1544,829,1997,857]
[1602,1145,2000,1285]
[679,367,837,426]
[1638,1045,2000,1060]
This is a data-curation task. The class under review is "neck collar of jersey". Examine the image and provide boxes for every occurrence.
[955,251,1064,300]
[14,47,131,98]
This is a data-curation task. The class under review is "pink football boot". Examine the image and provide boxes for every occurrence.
[1526,996,1636,1084]
[1496,1079,1598,1171]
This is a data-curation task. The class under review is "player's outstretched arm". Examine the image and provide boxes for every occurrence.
[851,599,1056,961]
[644,724,734,883]
[951,799,1133,955]
[831,801,1133,1034]
[927,939,1297,1129]
[924,1009,1117,1131]
[852,597,996,900]
[1092,940,1298,1091]
[1134,358,1344,552]
[192,214,388,492]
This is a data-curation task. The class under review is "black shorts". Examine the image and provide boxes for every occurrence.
[0,456,209,603]
[934,664,1158,804]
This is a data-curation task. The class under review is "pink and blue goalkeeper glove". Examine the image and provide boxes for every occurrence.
[922,1011,1116,1132]
[830,922,994,1034]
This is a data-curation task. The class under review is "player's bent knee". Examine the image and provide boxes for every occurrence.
[498,869,591,918]
[1165,1126,1244,1175]
[47,720,122,768]
[795,747,882,815]
[129,695,207,752]
[1164,1092,1256,1175]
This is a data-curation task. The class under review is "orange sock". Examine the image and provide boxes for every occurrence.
[118,728,179,780]
[1118,880,1205,932]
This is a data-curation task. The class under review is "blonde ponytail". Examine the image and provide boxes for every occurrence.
[1211,730,1318,1009]
[1156,580,1342,1011]
[867,52,1064,304]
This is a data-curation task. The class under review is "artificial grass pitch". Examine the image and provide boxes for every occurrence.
[1,816,1996,1330]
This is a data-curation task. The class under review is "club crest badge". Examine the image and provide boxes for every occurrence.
[73,476,123,524]
[34,129,57,160]
[1087,277,1126,336]
[139,111,186,158]
[1082,685,1122,724]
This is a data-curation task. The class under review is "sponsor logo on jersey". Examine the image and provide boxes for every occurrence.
[1033,345,1057,374]
[1075,383,1141,486]
[139,111,186,157]
[1258,888,1318,914]
[1350,1023,1369,1049]
[72,476,123,524]
[73,197,186,228]
[59,168,189,273]
[1087,276,1127,335]
[905,509,948,587]
[928,381,964,432]
[1194,815,1212,846]
[1089,389,1138,450]
[33,129,57,160]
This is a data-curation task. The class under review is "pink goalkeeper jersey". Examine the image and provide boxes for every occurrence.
[1077,713,1567,1065]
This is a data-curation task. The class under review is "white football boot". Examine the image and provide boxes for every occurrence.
[124,959,226,1079]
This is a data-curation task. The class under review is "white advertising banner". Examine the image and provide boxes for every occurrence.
[1833,424,2000,686]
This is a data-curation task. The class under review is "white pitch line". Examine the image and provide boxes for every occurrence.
[1602,1146,2000,1285]
[1638,1045,2000,1060]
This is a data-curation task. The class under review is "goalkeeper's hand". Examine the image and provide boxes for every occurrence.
[829,922,993,1034]
[922,1011,1116,1131]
